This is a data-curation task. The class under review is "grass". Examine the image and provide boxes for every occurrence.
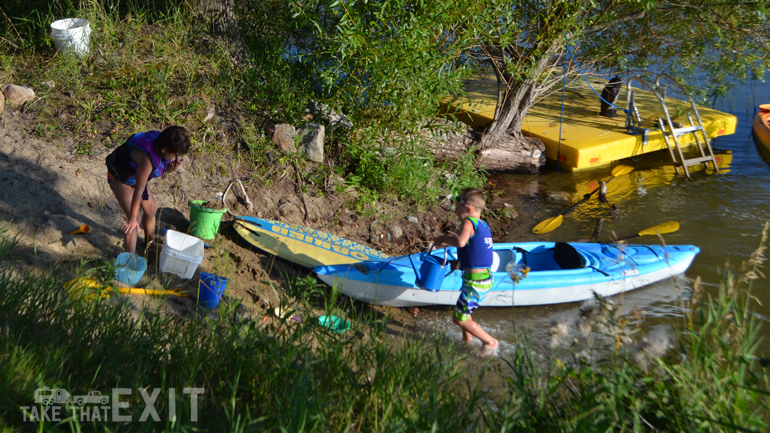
[0,1,484,211]
[0,233,476,431]
[1,224,769,431]
[1,2,769,431]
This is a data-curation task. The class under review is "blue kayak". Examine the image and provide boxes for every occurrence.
[314,242,700,307]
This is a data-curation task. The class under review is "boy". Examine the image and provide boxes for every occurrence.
[106,126,191,254]
[435,188,499,356]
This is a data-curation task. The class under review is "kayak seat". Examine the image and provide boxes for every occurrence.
[553,242,584,270]
[491,250,515,272]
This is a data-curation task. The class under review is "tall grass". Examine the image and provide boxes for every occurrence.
[0,233,477,431]
[484,227,770,432]
[2,227,769,431]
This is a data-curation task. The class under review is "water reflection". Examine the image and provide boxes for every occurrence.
[417,275,693,357]
[418,79,770,353]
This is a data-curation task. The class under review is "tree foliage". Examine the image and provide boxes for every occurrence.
[285,0,770,147]
[290,0,471,131]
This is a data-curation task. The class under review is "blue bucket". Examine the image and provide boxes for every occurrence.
[114,252,147,286]
[198,272,227,308]
[410,249,449,292]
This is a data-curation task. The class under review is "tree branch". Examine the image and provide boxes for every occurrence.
[584,7,679,35]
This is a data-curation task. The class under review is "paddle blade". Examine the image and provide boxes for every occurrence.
[533,215,563,234]
[637,221,679,237]
[611,165,634,177]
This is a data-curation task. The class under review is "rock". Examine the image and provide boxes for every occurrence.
[391,225,403,239]
[297,123,325,163]
[545,191,571,204]
[271,124,296,154]
[305,100,353,132]
[502,203,519,219]
[326,111,353,131]
[3,84,35,107]
[305,100,322,117]
[406,216,419,224]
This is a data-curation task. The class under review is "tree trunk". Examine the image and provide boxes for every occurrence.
[476,136,545,173]
[479,41,563,150]
[197,0,248,62]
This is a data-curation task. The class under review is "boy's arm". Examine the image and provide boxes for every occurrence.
[123,153,153,234]
[435,219,475,248]
[435,233,460,248]
[455,218,475,247]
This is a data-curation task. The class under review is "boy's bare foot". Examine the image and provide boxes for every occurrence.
[480,338,499,358]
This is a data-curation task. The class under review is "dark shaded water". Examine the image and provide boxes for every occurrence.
[419,79,770,357]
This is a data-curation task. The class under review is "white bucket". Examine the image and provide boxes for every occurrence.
[50,18,92,57]
[159,230,205,279]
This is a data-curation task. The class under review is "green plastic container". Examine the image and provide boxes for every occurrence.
[318,315,350,334]
[188,200,226,240]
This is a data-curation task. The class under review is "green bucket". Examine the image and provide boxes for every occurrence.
[188,200,226,240]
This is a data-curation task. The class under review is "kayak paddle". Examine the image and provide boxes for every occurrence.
[617,221,680,241]
[532,165,634,234]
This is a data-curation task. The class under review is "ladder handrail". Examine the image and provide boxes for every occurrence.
[654,73,709,136]
[624,73,720,178]
[654,73,719,175]
[655,72,708,142]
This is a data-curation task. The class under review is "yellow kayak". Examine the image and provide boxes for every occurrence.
[753,104,770,152]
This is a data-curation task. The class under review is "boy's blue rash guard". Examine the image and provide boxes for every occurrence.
[105,131,170,187]
[457,217,493,269]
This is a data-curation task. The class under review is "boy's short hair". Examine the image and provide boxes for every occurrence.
[456,188,486,211]
[156,126,191,155]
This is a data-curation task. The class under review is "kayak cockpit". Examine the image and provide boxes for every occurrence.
[491,243,595,273]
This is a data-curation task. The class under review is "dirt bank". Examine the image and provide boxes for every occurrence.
[0,110,531,332]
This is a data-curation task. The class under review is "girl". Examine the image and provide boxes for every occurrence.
[106,126,191,254]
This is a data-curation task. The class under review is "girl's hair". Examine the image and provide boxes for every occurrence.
[156,126,191,154]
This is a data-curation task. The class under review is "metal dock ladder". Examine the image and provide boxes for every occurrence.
[625,73,720,179]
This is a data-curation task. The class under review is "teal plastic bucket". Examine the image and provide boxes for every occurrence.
[114,252,147,286]
[198,272,227,308]
[188,200,226,240]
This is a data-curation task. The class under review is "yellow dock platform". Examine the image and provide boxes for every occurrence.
[440,76,737,171]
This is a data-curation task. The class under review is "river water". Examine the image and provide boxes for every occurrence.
[418,79,770,357]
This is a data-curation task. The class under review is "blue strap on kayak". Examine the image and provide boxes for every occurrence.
[602,243,641,266]
[513,246,530,267]
[557,47,569,173]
